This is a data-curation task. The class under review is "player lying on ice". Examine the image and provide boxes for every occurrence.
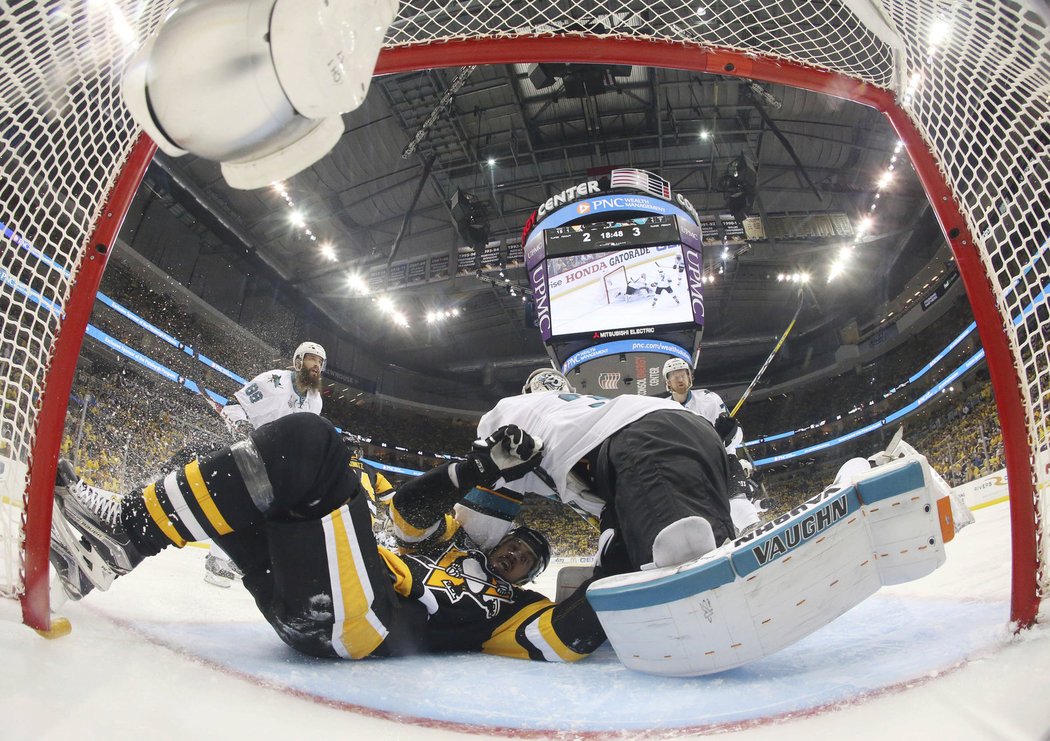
[49,413,607,662]
[488,371,971,676]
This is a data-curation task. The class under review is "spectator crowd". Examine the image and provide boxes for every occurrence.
[39,256,1022,559]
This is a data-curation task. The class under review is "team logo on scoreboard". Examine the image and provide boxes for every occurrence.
[598,372,622,390]
[576,202,591,215]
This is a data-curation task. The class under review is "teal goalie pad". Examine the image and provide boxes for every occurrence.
[586,455,954,677]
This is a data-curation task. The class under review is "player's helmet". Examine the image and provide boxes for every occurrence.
[522,368,575,394]
[294,341,327,371]
[662,357,692,381]
[341,431,365,458]
[498,526,551,583]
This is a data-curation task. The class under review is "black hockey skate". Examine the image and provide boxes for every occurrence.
[50,460,143,594]
[203,552,244,588]
[50,507,98,601]
[48,461,97,600]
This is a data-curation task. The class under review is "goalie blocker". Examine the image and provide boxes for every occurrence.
[587,453,956,677]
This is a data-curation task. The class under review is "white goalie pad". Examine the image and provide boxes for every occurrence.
[587,454,955,677]
[556,565,595,603]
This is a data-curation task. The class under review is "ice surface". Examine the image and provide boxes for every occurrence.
[2,501,1048,740]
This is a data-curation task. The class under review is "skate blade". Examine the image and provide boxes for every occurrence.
[50,502,117,593]
[203,573,233,588]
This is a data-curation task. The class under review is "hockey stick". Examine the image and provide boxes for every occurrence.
[730,288,804,418]
[183,378,227,417]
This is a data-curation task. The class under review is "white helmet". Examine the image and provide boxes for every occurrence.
[294,341,327,371]
[522,368,575,394]
[662,357,692,387]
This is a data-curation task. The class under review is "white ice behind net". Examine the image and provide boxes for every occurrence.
[0,0,1046,603]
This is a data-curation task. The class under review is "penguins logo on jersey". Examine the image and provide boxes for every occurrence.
[422,547,515,618]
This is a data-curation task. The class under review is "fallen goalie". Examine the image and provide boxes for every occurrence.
[577,433,972,676]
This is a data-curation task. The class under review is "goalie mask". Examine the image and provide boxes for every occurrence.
[294,341,327,371]
[522,368,575,394]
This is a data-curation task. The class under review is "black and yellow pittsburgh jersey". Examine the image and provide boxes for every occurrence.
[349,458,394,521]
[384,530,600,661]
[384,464,605,662]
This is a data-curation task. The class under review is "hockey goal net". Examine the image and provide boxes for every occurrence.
[1,0,1047,632]
[603,266,628,303]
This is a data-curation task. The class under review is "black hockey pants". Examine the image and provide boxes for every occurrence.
[591,410,734,569]
[126,413,427,658]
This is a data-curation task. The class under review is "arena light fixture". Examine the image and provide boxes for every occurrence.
[93,0,136,45]
[928,18,952,50]
[346,272,369,294]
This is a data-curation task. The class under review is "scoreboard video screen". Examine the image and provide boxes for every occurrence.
[519,168,706,398]
[545,242,694,337]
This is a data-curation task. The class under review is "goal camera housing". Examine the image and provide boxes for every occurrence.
[121,0,398,189]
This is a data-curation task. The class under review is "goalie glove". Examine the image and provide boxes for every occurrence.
[713,412,739,447]
[456,425,543,490]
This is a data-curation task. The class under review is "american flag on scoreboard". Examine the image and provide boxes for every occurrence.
[610,168,671,199]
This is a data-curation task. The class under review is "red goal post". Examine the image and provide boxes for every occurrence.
[1,1,1046,633]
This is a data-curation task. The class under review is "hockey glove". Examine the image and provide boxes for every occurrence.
[727,454,749,497]
[457,425,544,490]
[713,412,739,447]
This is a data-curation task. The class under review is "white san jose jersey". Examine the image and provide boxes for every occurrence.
[680,389,743,454]
[221,369,322,428]
[478,392,689,517]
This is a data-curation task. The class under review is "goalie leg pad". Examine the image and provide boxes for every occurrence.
[587,455,950,677]
[555,565,595,603]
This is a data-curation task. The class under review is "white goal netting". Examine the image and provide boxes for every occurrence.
[1,0,1047,624]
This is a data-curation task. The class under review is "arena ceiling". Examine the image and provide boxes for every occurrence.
[139,63,946,394]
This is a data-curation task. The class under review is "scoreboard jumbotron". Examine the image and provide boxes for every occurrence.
[543,214,682,257]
